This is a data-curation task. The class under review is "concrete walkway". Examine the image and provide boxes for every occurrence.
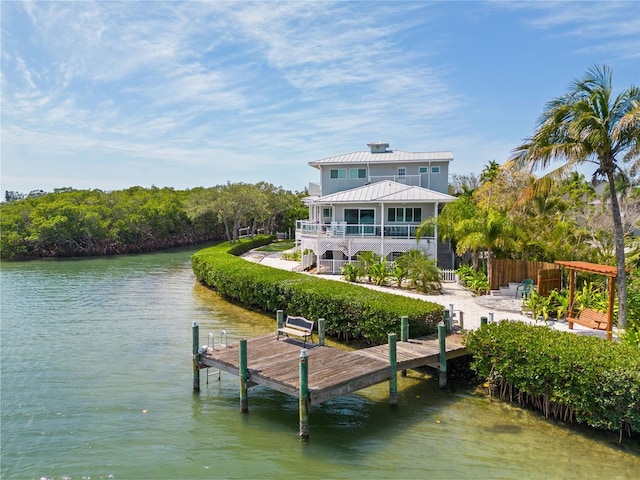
[241,249,614,340]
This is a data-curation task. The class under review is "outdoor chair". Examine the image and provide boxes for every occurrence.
[515,278,534,298]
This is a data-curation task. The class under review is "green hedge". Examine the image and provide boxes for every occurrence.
[191,237,443,344]
[464,321,640,441]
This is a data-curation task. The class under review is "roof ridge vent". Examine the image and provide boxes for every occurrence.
[367,142,390,153]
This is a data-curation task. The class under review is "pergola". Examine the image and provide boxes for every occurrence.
[555,261,618,340]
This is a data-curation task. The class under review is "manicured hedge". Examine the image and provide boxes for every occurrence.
[464,321,640,441]
[191,237,443,344]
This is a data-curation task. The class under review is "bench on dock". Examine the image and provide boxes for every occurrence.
[277,316,314,347]
[567,308,609,331]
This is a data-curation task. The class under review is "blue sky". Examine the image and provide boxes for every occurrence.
[2,1,639,195]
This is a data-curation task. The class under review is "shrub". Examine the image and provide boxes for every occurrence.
[191,237,443,344]
[396,249,442,293]
[464,321,640,442]
[456,265,490,295]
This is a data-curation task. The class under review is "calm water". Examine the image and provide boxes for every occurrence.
[1,247,638,479]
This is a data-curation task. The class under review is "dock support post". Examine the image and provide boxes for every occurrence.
[239,339,248,413]
[480,316,488,326]
[443,309,452,333]
[389,333,398,406]
[299,349,310,441]
[438,322,447,388]
[401,316,408,342]
[276,310,284,331]
[318,318,325,346]
[449,304,455,331]
[400,316,408,377]
[192,321,200,393]
[459,311,464,330]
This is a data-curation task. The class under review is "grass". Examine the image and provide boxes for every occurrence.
[255,240,296,252]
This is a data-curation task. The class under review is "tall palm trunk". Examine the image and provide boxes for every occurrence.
[607,170,627,329]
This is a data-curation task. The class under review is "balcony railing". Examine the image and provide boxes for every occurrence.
[296,220,434,239]
[368,174,421,186]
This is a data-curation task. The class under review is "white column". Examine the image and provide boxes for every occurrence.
[434,202,439,261]
[380,202,385,259]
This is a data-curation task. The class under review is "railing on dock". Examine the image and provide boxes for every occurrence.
[205,330,228,383]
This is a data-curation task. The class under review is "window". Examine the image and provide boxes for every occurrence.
[330,169,347,179]
[349,168,367,179]
[345,209,374,224]
[388,207,422,223]
[431,166,440,174]
[344,209,359,224]
[398,168,406,176]
[419,166,428,174]
[322,208,332,218]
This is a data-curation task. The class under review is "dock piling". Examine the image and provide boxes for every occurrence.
[318,318,325,346]
[239,339,248,412]
[400,316,408,377]
[389,333,398,406]
[449,304,455,331]
[401,316,408,342]
[443,309,452,333]
[192,322,200,393]
[276,310,284,331]
[299,349,310,441]
[438,322,447,388]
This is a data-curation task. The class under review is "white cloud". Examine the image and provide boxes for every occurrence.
[1,1,638,194]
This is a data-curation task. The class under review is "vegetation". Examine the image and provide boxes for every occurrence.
[1,183,306,259]
[511,65,640,329]
[339,249,442,294]
[455,265,490,295]
[416,66,639,333]
[191,238,443,344]
[521,275,640,349]
[465,322,640,442]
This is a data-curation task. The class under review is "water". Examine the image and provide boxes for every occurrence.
[1,248,638,479]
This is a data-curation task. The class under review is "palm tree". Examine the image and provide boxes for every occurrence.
[480,160,501,213]
[511,65,640,329]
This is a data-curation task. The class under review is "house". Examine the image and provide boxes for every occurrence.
[296,142,457,273]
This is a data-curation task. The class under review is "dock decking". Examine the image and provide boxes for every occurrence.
[197,332,466,405]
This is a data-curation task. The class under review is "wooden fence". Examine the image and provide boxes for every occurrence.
[489,259,560,292]
[537,268,563,296]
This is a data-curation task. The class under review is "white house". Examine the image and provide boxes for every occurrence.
[296,142,457,273]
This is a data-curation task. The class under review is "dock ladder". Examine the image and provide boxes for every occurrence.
[205,330,228,384]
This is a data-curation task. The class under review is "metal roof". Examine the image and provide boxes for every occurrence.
[309,149,453,167]
[309,180,457,204]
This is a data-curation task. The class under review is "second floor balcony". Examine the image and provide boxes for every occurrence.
[296,220,435,239]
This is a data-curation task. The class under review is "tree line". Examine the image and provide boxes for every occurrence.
[425,65,639,331]
[0,183,307,260]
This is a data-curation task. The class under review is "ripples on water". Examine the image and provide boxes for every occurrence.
[1,249,639,479]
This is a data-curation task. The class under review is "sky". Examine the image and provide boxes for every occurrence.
[1,1,639,196]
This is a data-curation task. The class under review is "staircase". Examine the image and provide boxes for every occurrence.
[491,282,534,297]
[436,241,455,270]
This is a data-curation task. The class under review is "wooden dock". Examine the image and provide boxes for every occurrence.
[196,331,466,405]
